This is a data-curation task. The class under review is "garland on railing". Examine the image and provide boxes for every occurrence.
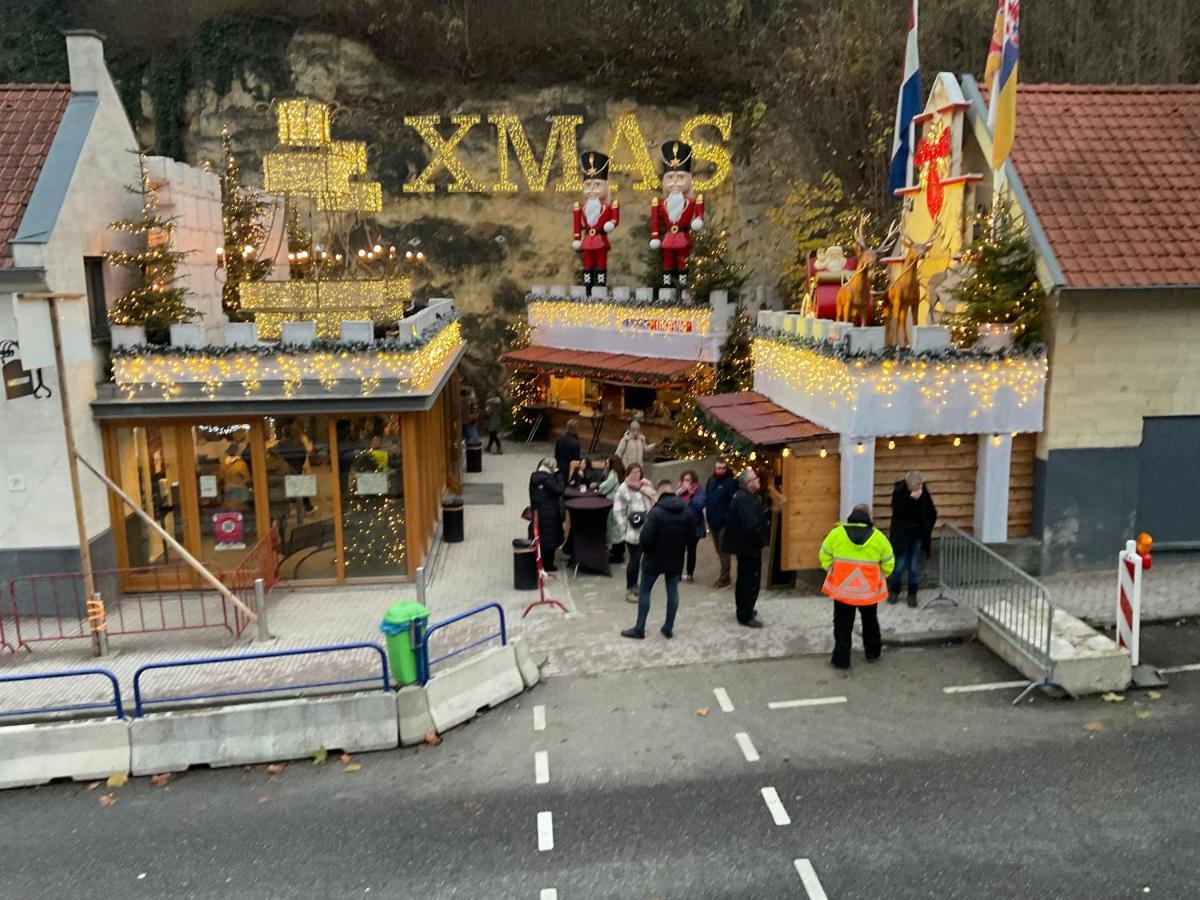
[110,311,460,359]
[525,290,706,309]
[751,327,1046,364]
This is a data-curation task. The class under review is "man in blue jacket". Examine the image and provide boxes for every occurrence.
[704,459,737,588]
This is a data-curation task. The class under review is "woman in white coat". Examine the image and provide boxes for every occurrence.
[616,420,658,469]
[611,463,658,603]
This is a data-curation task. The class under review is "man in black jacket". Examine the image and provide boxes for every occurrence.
[529,458,565,572]
[553,419,582,481]
[888,470,938,607]
[723,468,769,628]
[704,459,738,588]
[622,481,695,639]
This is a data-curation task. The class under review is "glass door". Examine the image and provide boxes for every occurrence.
[335,415,408,578]
[265,415,339,580]
[188,423,264,571]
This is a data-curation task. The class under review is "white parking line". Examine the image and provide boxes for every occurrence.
[794,859,829,900]
[768,696,847,710]
[1161,663,1200,674]
[760,787,791,825]
[535,751,550,785]
[540,890,558,900]
[713,687,735,712]
[734,732,760,762]
[942,680,1031,694]
[533,705,546,731]
[537,811,554,851]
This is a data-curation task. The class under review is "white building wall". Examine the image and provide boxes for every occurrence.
[0,33,140,555]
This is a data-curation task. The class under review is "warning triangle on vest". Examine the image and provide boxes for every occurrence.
[834,566,877,599]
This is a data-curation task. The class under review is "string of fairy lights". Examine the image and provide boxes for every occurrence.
[527,300,713,335]
[113,321,462,399]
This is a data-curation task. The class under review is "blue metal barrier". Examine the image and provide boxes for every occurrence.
[132,642,390,717]
[0,668,124,720]
[419,602,507,684]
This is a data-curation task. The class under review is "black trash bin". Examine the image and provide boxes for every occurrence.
[465,441,483,473]
[442,496,464,543]
[513,538,538,590]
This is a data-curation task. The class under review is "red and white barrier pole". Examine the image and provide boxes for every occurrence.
[523,512,567,618]
[1116,540,1143,665]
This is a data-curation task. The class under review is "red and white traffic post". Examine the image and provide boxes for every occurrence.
[523,512,567,618]
[1116,540,1145,666]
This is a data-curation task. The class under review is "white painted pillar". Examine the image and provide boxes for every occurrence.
[839,434,876,520]
[973,433,1012,543]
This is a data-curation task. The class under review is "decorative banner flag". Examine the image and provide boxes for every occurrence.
[887,0,922,196]
[984,0,1005,89]
[989,0,1021,170]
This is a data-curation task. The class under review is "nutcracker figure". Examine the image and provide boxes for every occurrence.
[649,140,704,290]
[572,151,619,288]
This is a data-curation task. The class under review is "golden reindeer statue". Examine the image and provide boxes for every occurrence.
[835,215,899,327]
[884,222,943,347]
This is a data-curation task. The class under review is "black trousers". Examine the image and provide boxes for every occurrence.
[625,541,644,590]
[832,601,881,668]
[685,536,699,577]
[734,552,762,623]
[487,430,502,452]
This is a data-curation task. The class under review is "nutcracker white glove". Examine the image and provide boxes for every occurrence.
[571,240,582,251]
[603,221,616,233]
[650,239,662,250]
[691,218,704,231]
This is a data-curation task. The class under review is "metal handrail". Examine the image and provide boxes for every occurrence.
[132,642,390,716]
[935,523,1066,704]
[0,668,124,719]
[419,602,507,684]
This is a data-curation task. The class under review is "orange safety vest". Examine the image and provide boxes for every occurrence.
[821,558,888,606]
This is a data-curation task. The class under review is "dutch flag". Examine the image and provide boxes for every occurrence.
[888,0,921,196]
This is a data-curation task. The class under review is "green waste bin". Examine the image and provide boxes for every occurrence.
[379,601,430,686]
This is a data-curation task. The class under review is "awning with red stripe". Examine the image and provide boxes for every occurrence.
[697,391,833,447]
[500,345,700,385]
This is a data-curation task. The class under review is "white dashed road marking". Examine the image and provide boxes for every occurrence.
[713,687,735,712]
[533,705,546,731]
[760,787,791,826]
[1161,663,1200,674]
[535,751,550,785]
[794,859,829,900]
[942,680,1031,694]
[537,812,554,851]
[768,696,847,710]
[734,732,760,762]
[540,890,558,900]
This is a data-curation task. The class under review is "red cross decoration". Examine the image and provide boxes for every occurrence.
[914,122,952,219]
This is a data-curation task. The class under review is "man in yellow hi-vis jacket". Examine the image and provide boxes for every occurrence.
[819,504,895,669]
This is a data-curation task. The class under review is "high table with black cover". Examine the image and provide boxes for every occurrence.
[563,487,613,576]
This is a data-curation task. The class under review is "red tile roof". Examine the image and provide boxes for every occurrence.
[698,391,832,447]
[1011,84,1200,288]
[0,84,71,267]
[500,345,700,385]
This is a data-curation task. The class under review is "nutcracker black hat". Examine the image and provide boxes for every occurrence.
[579,150,610,180]
[660,140,693,173]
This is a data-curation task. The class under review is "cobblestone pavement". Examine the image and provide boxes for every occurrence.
[3,442,1198,712]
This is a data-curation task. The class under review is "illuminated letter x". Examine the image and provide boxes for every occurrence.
[403,115,485,193]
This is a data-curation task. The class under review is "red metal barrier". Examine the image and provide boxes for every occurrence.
[2,529,281,651]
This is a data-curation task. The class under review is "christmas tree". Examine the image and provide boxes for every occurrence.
[107,154,198,344]
[686,226,747,305]
[947,202,1048,349]
[218,125,272,321]
[713,303,754,393]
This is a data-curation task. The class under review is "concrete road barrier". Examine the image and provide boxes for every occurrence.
[512,636,541,689]
[0,718,130,789]
[425,644,525,733]
[130,691,398,775]
[396,685,437,746]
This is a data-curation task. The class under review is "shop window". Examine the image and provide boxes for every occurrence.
[623,385,656,418]
[265,416,338,580]
[336,415,407,577]
[83,257,109,341]
[548,375,585,409]
[190,424,261,564]
[112,424,184,569]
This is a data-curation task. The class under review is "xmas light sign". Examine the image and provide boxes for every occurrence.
[401,111,733,194]
[620,316,696,334]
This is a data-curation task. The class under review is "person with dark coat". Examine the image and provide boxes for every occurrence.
[704,459,738,587]
[888,470,938,607]
[528,458,565,572]
[722,468,770,628]
[622,481,694,639]
[484,392,504,454]
[554,419,582,481]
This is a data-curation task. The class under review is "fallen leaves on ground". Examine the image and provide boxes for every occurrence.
[1084,721,1104,731]
[98,794,117,807]
[425,731,442,746]
[343,763,363,773]
[86,782,100,791]
[265,763,286,776]
[696,707,709,717]
[1147,690,1162,701]
[149,773,171,788]
[1101,692,1125,703]
[1135,710,1152,720]
[338,753,353,764]
[257,794,269,803]
[312,748,328,766]
[106,773,128,788]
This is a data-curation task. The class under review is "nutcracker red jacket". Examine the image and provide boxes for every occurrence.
[651,194,704,249]
[573,201,619,250]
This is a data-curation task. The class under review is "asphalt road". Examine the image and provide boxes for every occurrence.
[4,623,1199,900]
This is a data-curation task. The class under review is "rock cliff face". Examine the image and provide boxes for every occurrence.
[150,31,786,383]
